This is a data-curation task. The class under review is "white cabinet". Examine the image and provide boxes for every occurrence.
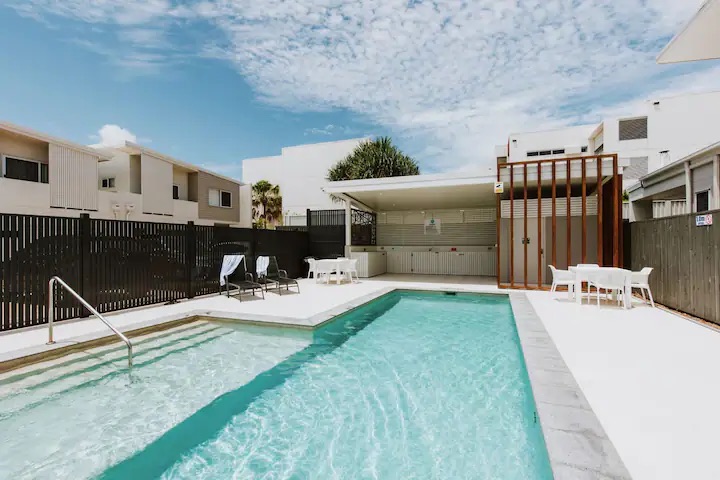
[387,252,413,273]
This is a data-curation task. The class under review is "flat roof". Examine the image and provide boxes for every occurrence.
[323,171,497,211]
[657,0,720,64]
[119,141,242,185]
[0,120,112,161]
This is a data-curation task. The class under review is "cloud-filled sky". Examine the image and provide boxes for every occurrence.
[1,0,718,178]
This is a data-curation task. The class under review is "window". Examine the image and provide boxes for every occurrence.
[221,190,232,208]
[619,117,648,141]
[3,156,48,184]
[552,149,565,155]
[527,151,540,157]
[581,146,588,153]
[209,188,232,208]
[538,150,552,156]
[101,177,116,189]
[696,191,710,213]
[172,184,180,200]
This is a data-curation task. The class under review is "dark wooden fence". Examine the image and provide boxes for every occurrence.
[0,212,309,332]
[628,209,720,325]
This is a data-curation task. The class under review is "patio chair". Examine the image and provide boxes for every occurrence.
[220,256,264,301]
[631,267,655,307]
[549,265,574,293]
[264,256,300,295]
[347,258,360,283]
[305,257,317,279]
[587,268,627,308]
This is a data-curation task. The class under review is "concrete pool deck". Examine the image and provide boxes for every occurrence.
[1,274,718,479]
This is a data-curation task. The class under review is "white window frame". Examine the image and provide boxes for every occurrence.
[208,188,232,208]
[101,177,116,190]
[695,190,711,213]
[1,154,49,183]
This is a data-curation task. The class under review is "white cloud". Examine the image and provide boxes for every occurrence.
[11,0,720,171]
[96,124,138,147]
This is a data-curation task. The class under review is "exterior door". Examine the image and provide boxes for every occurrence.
[512,218,544,286]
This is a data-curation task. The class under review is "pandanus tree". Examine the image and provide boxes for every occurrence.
[251,180,282,229]
[327,137,420,181]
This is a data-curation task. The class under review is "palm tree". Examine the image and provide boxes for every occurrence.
[327,137,419,181]
[251,180,282,228]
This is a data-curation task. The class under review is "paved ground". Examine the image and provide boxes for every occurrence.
[1,274,719,479]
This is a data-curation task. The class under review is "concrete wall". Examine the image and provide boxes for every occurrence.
[140,153,173,215]
[172,167,189,201]
[503,125,595,163]
[197,171,241,224]
[242,138,367,221]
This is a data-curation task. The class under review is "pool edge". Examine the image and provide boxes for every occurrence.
[509,292,632,480]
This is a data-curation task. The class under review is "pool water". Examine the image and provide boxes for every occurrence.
[0,291,553,480]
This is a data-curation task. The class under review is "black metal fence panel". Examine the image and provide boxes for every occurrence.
[306,209,377,259]
[0,212,310,332]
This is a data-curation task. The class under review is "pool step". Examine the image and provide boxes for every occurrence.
[0,321,231,416]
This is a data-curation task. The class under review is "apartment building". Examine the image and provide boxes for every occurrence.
[243,138,368,225]
[495,90,720,187]
[0,121,107,215]
[0,121,248,226]
[96,142,248,226]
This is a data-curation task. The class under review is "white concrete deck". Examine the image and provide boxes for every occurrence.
[528,291,720,480]
[1,275,718,479]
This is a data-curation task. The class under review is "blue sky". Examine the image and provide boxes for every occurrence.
[0,1,718,180]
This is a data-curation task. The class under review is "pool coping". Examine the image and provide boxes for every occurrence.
[509,292,632,480]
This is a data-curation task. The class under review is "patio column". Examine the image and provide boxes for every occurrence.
[684,162,693,213]
[345,199,352,256]
[713,154,720,210]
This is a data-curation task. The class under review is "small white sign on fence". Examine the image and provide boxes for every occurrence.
[696,214,713,227]
[494,182,504,194]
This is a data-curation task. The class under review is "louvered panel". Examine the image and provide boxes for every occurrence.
[377,223,496,246]
[402,212,424,224]
[49,144,98,210]
[432,210,463,223]
[376,213,387,224]
[386,251,413,273]
[501,197,598,218]
[385,212,404,224]
[463,209,495,223]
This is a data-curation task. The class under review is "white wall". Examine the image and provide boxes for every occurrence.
[503,125,595,163]
[599,91,720,175]
[243,138,367,221]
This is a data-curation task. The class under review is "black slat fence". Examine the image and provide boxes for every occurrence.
[0,212,310,332]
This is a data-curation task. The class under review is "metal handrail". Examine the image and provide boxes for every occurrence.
[47,276,133,368]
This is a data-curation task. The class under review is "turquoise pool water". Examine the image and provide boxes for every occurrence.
[103,291,553,479]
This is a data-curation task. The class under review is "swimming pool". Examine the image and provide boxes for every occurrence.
[0,290,552,479]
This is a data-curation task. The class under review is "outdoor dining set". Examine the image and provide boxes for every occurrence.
[549,264,654,309]
[305,257,360,285]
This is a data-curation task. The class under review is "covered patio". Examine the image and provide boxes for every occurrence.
[323,172,498,281]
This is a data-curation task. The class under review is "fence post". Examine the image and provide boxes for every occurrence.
[79,213,92,317]
[186,221,196,299]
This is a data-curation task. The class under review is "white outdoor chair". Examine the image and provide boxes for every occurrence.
[549,265,574,293]
[347,259,359,283]
[305,257,317,279]
[315,262,335,284]
[631,267,655,307]
[587,268,628,308]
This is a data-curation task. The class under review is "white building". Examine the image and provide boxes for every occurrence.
[495,90,720,188]
[242,138,367,225]
[657,0,720,64]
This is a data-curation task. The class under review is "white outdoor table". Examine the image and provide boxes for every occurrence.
[316,258,350,285]
[570,266,632,309]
